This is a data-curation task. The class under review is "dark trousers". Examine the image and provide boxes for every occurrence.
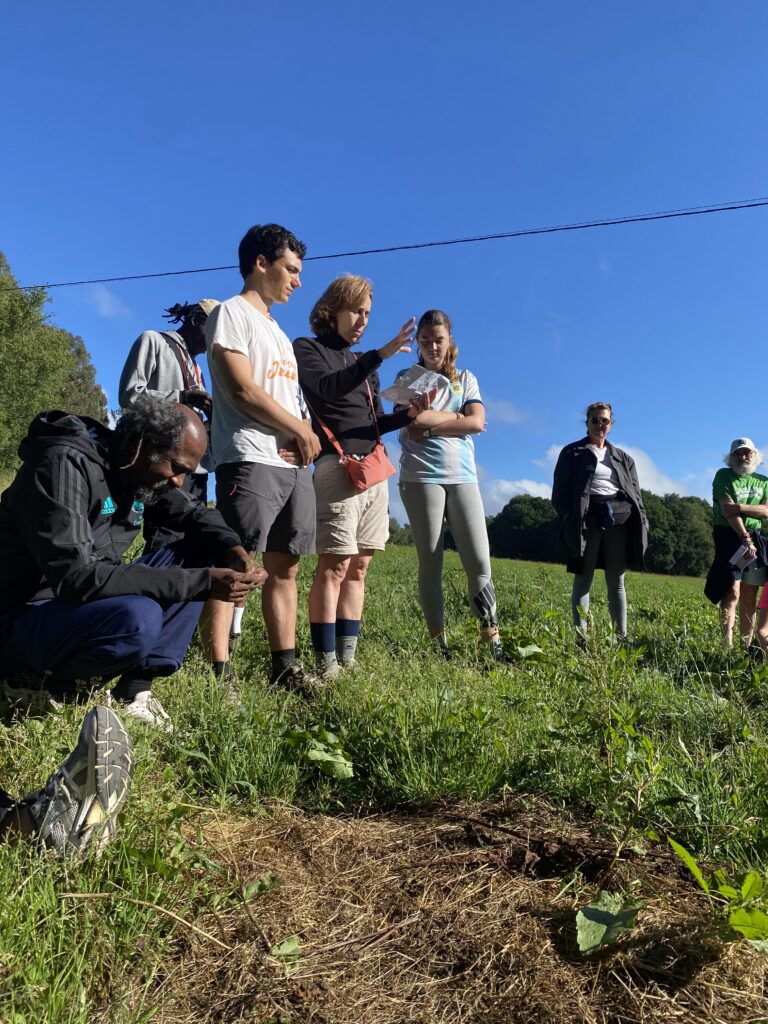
[0,542,208,700]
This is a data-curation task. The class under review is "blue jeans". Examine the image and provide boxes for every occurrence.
[0,543,209,699]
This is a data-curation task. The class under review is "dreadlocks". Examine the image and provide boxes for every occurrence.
[162,302,202,325]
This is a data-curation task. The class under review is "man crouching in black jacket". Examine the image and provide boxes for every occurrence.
[0,397,266,732]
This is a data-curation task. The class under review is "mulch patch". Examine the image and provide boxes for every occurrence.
[131,797,768,1023]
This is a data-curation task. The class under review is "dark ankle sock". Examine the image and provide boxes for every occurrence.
[212,661,229,678]
[271,650,296,678]
[310,622,336,654]
[112,668,156,702]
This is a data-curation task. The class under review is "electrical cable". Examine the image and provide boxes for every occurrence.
[6,195,768,292]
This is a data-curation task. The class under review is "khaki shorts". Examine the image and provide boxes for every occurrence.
[313,455,390,555]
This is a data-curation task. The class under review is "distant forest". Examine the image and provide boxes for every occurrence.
[0,253,107,473]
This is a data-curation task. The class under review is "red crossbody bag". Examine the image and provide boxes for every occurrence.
[309,380,396,492]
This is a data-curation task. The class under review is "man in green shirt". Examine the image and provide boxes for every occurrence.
[711,437,768,645]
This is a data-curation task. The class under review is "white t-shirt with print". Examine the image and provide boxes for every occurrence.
[396,368,483,484]
[206,295,304,468]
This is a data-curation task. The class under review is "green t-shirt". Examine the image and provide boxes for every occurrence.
[712,468,768,529]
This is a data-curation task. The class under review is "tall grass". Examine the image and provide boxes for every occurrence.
[1,548,767,1019]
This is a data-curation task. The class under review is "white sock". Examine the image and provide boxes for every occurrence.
[231,607,245,634]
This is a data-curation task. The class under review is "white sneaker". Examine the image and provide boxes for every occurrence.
[118,690,173,733]
[26,706,134,856]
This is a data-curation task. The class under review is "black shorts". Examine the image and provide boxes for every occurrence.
[215,462,316,555]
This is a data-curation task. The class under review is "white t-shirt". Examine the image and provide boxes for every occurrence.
[206,295,303,468]
[396,367,482,484]
[588,444,620,497]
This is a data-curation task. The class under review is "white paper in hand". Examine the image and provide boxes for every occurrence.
[381,366,450,404]
[729,544,757,571]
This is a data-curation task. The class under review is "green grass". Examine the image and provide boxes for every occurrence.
[2,547,768,1020]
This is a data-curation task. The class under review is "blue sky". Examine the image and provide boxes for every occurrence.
[2,1,767,521]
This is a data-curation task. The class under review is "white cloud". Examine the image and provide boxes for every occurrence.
[533,444,563,469]
[480,475,552,515]
[483,397,524,425]
[85,284,130,318]
[533,442,712,499]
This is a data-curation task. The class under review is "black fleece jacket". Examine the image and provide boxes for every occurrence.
[0,411,241,614]
[293,334,411,457]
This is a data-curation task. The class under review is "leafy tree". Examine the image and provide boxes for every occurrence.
[389,518,414,545]
[55,331,108,422]
[487,494,559,562]
[486,490,716,577]
[0,253,107,471]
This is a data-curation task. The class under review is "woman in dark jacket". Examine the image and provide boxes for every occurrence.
[551,402,648,638]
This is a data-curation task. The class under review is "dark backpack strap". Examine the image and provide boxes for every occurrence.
[160,332,195,391]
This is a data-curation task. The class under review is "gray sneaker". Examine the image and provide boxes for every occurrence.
[270,662,327,693]
[25,706,134,856]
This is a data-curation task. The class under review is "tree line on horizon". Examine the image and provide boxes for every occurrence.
[0,253,107,473]
[391,491,716,579]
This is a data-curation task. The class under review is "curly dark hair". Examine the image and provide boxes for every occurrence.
[238,224,307,279]
[114,396,188,465]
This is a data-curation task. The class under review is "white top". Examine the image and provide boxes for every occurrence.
[588,444,620,497]
[206,295,303,468]
[396,367,482,484]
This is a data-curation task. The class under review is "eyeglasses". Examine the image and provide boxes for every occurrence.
[589,417,611,426]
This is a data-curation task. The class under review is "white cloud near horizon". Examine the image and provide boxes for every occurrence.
[532,442,711,500]
[85,283,130,318]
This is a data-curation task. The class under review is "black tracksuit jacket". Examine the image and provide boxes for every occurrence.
[0,411,240,614]
[293,334,410,457]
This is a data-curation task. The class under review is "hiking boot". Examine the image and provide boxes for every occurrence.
[212,662,246,714]
[431,637,452,662]
[116,690,173,733]
[25,706,134,856]
[313,655,342,682]
[270,662,327,693]
[488,639,513,665]
[4,677,58,715]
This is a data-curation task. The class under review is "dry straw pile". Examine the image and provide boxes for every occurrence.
[133,798,767,1023]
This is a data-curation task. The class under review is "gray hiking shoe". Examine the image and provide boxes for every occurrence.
[25,706,134,856]
[270,662,327,693]
[212,663,246,715]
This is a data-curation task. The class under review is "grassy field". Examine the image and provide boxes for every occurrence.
[1,548,768,1022]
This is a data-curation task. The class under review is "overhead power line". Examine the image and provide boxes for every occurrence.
[8,196,768,292]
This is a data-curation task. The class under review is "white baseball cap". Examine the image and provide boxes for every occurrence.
[730,437,757,454]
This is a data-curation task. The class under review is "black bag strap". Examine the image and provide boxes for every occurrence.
[160,332,195,391]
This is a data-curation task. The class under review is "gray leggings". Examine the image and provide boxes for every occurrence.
[400,481,497,632]
[572,524,628,634]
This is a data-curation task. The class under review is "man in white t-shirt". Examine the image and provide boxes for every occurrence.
[206,224,321,689]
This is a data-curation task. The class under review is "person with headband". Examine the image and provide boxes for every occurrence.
[552,402,647,641]
[394,309,508,662]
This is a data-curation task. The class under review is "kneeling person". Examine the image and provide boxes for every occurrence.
[0,398,265,729]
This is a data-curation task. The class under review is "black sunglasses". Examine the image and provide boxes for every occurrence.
[589,417,611,426]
